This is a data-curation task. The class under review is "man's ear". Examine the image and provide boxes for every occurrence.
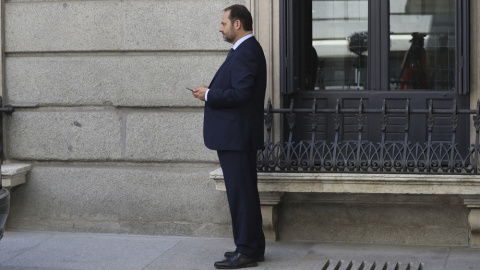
[235,19,242,30]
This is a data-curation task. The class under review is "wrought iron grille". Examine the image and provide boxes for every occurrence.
[257,98,480,174]
[320,260,424,270]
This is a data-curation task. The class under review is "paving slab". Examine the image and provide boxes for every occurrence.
[0,230,479,270]
[0,231,181,270]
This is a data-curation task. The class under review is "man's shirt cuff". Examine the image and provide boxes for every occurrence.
[205,89,210,101]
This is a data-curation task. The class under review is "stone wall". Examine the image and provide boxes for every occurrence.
[5,0,238,237]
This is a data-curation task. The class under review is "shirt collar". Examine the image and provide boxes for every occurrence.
[232,33,254,50]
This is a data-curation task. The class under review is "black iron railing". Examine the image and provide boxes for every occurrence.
[257,98,480,174]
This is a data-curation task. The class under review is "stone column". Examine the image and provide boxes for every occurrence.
[463,197,480,247]
[471,0,480,141]
[245,0,282,143]
[259,192,283,241]
[0,0,4,96]
[244,1,283,241]
[0,0,6,160]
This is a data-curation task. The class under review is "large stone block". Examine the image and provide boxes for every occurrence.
[5,1,123,52]
[5,109,217,162]
[6,110,123,161]
[6,54,224,107]
[7,164,232,237]
[124,111,217,162]
[5,0,238,52]
[121,0,238,51]
[277,194,470,245]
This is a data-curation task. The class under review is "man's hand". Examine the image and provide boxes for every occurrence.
[192,85,208,101]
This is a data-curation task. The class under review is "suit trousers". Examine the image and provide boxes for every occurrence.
[217,150,265,258]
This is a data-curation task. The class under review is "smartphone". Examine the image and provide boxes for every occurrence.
[186,87,194,92]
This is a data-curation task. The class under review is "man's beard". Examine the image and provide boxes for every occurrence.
[223,26,236,43]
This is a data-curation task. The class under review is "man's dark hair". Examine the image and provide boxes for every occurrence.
[224,4,253,31]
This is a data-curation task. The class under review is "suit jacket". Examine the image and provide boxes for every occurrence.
[203,37,267,151]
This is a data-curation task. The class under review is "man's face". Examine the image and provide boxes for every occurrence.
[219,10,236,44]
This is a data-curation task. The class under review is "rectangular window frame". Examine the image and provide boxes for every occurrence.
[280,0,470,94]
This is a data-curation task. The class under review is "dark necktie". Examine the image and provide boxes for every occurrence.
[210,48,235,85]
[218,48,234,69]
[226,48,234,61]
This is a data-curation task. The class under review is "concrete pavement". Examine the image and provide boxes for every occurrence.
[0,230,479,270]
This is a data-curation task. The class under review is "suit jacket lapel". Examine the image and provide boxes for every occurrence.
[209,49,235,87]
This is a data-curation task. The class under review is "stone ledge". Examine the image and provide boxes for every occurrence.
[211,168,480,195]
[2,163,32,189]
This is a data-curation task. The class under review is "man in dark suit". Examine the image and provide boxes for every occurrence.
[191,4,266,269]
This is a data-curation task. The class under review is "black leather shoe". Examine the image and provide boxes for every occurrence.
[214,252,258,269]
[224,251,265,262]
